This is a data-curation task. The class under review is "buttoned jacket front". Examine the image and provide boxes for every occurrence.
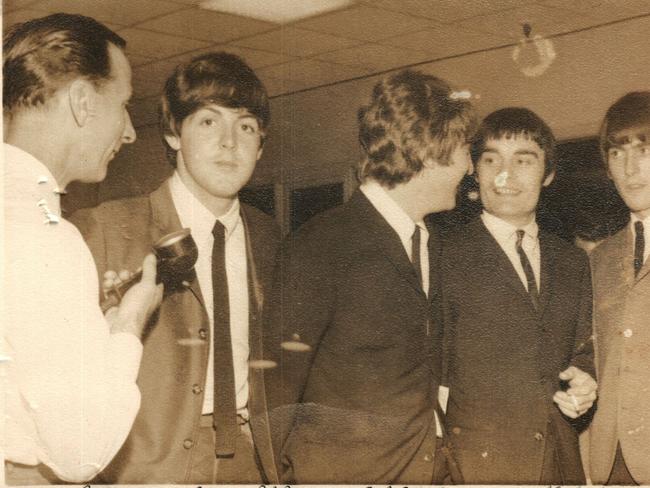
[71,179,280,484]
[441,218,594,484]
[589,225,650,484]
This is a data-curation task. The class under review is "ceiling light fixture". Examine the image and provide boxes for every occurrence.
[199,0,355,24]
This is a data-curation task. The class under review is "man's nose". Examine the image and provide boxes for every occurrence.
[219,125,236,149]
[624,150,640,176]
[122,110,136,144]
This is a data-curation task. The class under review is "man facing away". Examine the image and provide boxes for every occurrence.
[441,107,597,484]
[264,69,478,484]
[71,52,280,484]
[588,91,650,485]
[3,14,162,485]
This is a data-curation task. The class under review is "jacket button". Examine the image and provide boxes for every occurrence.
[423,454,432,462]
[623,328,633,338]
[198,328,208,340]
[534,432,544,441]
[183,438,194,449]
[192,384,203,394]
[452,427,461,435]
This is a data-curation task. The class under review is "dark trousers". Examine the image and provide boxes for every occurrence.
[607,442,638,485]
[185,414,262,484]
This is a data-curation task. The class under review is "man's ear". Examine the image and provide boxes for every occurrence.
[256,146,263,161]
[67,79,93,127]
[542,170,555,187]
[164,133,181,151]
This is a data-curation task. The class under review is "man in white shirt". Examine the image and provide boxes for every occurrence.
[441,107,597,484]
[71,51,280,484]
[265,69,478,484]
[3,13,162,485]
[588,91,650,485]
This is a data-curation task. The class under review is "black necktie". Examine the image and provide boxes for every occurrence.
[211,221,237,458]
[634,221,645,277]
[516,230,539,310]
[412,225,423,289]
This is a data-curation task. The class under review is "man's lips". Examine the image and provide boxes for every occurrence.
[625,182,647,191]
[493,186,521,195]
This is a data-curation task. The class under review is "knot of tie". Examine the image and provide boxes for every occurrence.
[516,229,526,247]
[212,220,225,240]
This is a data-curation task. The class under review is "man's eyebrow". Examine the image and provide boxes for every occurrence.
[202,106,257,121]
[513,150,540,158]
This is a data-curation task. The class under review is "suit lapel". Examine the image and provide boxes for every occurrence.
[149,179,206,309]
[611,227,636,290]
[352,191,426,298]
[538,233,556,317]
[474,219,534,306]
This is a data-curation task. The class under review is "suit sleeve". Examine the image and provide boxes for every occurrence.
[265,230,336,409]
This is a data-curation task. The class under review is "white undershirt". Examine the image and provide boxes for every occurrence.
[169,172,250,417]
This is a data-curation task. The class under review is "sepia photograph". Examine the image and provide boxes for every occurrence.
[2,0,650,485]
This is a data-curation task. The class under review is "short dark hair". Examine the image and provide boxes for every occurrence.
[472,107,556,178]
[160,51,270,165]
[357,69,477,189]
[3,13,126,115]
[599,91,650,163]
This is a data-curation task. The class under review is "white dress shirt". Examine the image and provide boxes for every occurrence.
[360,180,429,296]
[630,212,650,265]
[2,143,143,482]
[481,211,541,292]
[169,172,250,417]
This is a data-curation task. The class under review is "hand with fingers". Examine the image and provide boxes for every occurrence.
[553,365,597,418]
[104,254,163,339]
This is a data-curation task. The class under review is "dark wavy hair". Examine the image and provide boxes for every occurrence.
[472,107,556,178]
[357,69,477,189]
[599,91,650,164]
[160,51,270,166]
[3,13,126,115]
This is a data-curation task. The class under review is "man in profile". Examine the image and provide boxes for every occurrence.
[588,91,650,485]
[266,69,477,484]
[441,107,597,484]
[72,52,280,484]
[3,13,162,485]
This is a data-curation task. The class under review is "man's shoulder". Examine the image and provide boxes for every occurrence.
[72,194,152,224]
[540,229,588,264]
[591,227,627,264]
[241,203,279,234]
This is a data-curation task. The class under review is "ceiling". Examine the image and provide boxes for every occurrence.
[4,0,650,128]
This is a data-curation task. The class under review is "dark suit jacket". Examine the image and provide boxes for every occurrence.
[264,190,442,484]
[440,217,594,484]
[589,225,650,484]
[70,179,280,484]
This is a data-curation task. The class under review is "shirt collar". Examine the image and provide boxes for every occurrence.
[630,212,650,228]
[169,171,241,240]
[360,180,425,244]
[4,142,62,218]
[481,210,539,242]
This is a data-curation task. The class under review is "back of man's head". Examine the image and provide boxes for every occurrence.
[599,91,650,159]
[357,69,477,189]
[3,13,126,117]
